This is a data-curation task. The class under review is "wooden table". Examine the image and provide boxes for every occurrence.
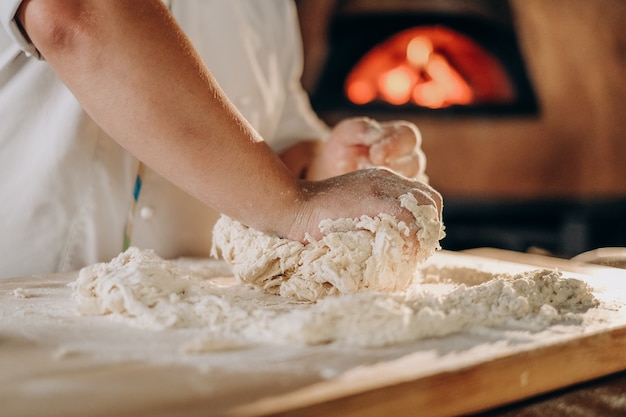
[463,248,626,417]
[1,249,625,417]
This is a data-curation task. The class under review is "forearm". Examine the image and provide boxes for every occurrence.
[17,0,303,236]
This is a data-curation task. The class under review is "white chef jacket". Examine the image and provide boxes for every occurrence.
[0,0,329,278]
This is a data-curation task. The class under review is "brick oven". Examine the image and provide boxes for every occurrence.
[296,0,626,258]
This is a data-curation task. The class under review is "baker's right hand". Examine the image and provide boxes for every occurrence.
[286,167,442,243]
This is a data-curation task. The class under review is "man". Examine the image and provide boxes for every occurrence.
[0,0,440,277]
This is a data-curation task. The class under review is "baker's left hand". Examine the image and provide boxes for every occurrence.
[308,117,428,182]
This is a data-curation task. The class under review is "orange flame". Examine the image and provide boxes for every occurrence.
[345,27,514,108]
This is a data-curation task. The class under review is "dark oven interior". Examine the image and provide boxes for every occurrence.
[309,0,538,117]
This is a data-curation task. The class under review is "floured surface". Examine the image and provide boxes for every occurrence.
[2,251,626,417]
[72,247,602,348]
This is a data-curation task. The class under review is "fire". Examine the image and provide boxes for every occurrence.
[379,64,417,105]
[345,26,514,109]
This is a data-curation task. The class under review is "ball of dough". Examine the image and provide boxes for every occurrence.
[211,193,445,301]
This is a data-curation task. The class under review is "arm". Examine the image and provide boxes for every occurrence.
[17,0,303,236]
[17,0,441,242]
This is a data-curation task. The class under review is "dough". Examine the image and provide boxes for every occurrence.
[70,194,599,348]
[211,192,445,301]
[12,287,33,299]
[72,248,600,348]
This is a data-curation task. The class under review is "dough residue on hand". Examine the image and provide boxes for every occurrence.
[211,192,445,301]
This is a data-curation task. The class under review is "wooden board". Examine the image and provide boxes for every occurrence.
[1,249,625,417]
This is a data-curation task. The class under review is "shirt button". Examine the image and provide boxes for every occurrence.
[140,206,154,220]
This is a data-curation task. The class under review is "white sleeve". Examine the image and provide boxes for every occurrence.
[0,0,41,58]
[270,0,330,153]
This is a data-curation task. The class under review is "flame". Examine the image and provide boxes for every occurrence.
[406,36,432,68]
[345,27,514,108]
[379,64,418,105]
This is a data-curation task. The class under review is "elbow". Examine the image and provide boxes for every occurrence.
[17,0,97,57]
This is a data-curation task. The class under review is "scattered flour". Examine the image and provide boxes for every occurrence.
[12,287,33,299]
[72,247,599,348]
[211,192,445,301]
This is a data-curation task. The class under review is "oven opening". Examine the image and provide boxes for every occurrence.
[309,3,538,117]
[345,26,514,109]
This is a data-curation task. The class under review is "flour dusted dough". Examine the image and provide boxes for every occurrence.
[70,193,599,348]
[72,248,600,348]
[211,192,445,301]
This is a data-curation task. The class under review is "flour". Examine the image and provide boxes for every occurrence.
[12,287,33,298]
[72,247,599,348]
[73,248,243,330]
[211,192,445,301]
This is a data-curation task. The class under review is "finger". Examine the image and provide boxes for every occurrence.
[330,117,384,146]
[370,144,427,182]
[414,185,443,219]
[369,122,421,164]
[384,153,422,179]
[381,120,423,147]
[383,168,442,217]
[369,168,442,217]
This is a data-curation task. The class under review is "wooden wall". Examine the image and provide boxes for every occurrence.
[421,0,626,199]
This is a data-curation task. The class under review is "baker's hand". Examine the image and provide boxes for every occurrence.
[286,168,442,243]
[308,117,428,182]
